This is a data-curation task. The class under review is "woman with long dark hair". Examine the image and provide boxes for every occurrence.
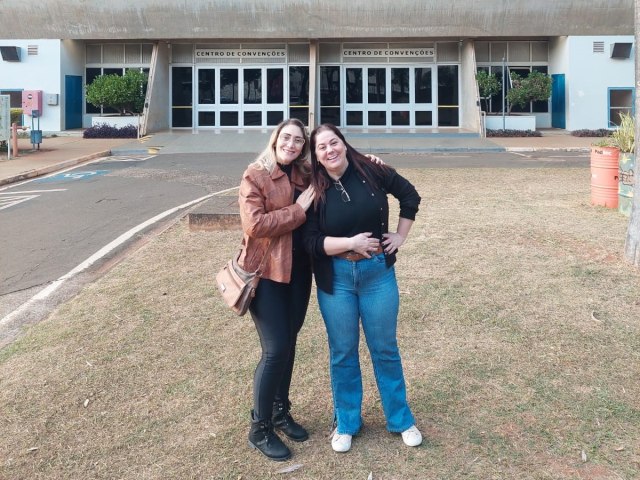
[304,123,422,453]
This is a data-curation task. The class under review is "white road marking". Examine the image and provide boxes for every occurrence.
[0,189,67,194]
[0,186,240,327]
[0,189,67,211]
[0,195,39,210]
[102,155,156,162]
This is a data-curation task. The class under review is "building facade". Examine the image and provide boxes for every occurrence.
[0,1,635,134]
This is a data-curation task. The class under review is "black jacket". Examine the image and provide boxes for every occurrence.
[303,163,420,294]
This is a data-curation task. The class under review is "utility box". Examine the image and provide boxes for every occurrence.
[22,90,43,116]
[46,93,59,106]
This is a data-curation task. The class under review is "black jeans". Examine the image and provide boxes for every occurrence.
[249,261,312,421]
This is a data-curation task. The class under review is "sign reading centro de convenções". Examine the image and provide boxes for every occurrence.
[342,48,435,57]
[194,47,435,60]
[196,49,286,58]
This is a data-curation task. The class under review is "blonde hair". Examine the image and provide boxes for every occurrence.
[250,119,311,174]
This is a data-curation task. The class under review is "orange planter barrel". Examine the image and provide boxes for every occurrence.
[590,146,619,208]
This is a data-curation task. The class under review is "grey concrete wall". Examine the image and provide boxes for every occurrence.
[0,0,633,40]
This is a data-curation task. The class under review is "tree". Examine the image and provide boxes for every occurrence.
[475,70,501,112]
[506,71,552,113]
[85,70,147,116]
[624,0,640,266]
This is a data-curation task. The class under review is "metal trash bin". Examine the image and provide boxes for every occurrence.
[30,129,42,145]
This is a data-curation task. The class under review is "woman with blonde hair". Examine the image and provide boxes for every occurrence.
[239,118,315,461]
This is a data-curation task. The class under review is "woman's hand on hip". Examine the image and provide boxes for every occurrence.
[382,232,406,254]
[295,185,315,211]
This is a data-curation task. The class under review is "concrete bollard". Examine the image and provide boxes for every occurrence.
[11,123,18,158]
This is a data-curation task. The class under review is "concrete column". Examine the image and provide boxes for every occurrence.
[460,39,481,134]
[308,40,318,130]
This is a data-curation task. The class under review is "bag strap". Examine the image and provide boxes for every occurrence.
[254,239,276,276]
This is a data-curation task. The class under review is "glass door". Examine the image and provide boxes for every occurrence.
[195,66,286,128]
[172,66,193,128]
[437,65,459,126]
[289,66,309,125]
[319,66,341,125]
[343,66,435,128]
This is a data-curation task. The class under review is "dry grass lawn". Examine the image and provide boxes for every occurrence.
[1,166,639,480]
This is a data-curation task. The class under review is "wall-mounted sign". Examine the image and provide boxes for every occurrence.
[342,48,435,58]
[195,49,286,59]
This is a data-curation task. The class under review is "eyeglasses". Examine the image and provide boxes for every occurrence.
[278,133,305,147]
[333,180,351,203]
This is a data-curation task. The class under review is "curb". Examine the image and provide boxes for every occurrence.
[504,147,591,153]
[0,150,111,186]
[365,147,508,154]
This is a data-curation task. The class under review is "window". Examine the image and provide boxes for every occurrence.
[476,41,549,114]
[609,88,634,127]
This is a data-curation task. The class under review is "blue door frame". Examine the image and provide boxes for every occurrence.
[65,75,83,129]
[551,74,566,129]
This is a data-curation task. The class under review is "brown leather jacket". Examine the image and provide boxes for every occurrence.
[238,163,310,283]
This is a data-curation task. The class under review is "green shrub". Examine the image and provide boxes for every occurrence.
[86,70,147,115]
[506,71,552,113]
[571,129,611,137]
[476,70,501,112]
[611,112,635,153]
[486,129,542,137]
[10,108,23,125]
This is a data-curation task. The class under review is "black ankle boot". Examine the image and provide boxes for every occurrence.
[272,400,309,442]
[248,410,291,461]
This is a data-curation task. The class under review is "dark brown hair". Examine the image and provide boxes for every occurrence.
[309,123,390,206]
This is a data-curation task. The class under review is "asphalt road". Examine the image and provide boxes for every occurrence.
[0,149,589,344]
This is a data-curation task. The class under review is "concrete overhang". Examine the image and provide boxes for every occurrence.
[0,0,633,40]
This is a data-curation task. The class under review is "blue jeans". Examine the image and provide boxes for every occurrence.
[317,253,415,435]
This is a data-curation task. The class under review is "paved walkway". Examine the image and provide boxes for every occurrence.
[0,129,596,187]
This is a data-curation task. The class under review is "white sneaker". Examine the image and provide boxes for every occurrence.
[401,425,422,447]
[331,432,352,453]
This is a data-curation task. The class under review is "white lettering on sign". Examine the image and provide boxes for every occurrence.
[342,48,435,58]
[195,49,287,59]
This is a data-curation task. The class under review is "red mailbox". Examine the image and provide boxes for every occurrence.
[22,90,43,116]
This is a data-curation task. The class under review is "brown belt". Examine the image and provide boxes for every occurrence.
[335,244,383,262]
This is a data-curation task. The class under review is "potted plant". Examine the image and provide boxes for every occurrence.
[86,70,147,128]
[483,70,551,132]
[611,112,635,216]
[589,134,620,208]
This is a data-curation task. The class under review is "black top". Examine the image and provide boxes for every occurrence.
[323,162,386,239]
[303,161,421,293]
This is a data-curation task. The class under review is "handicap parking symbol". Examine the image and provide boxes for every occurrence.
[35,170,109,183]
